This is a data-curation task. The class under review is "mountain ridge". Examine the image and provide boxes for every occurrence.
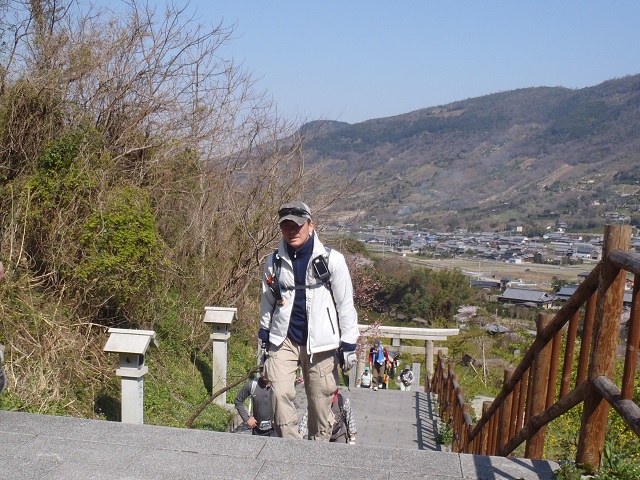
[303,75,640,232]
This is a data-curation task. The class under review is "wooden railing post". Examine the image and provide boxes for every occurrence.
[546,327,563,408]
[516,369,528,431]
[449,372,458,424]
[560,310,580,398]
[621,277,639,400]
[576,291,597,385]
[453,385,462,452]
[508,370,519,439]
[446,366,455,421]
[524,359,535,427]
[525,313,553,459]
[487,410,496,455]
[498,368,514,453]
[462,403,472,452]
[433,353,443,403]
[576,224,631,470]
[490,406,500,455]
[480,400,492,455]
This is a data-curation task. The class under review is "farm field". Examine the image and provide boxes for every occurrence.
[380,251,595,288]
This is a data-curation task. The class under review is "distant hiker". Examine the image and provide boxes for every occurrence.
[398,365,415,391]
[234,368,276,436]
[369,339,391,389]
[359,365,373,388]
[259,201,359,440]
[388,352,400,378]
[299,389,357,444]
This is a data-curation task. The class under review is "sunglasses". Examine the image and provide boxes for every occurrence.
[278,207,310,218]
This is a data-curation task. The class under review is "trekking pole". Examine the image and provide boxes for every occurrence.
[185,366,259,428]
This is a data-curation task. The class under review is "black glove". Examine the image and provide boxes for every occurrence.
[258,328,270,351]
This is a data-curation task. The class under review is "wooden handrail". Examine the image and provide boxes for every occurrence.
[592,375,640,438]
[608,249,640,275]
[467,263,601,444]
[498,381,588,456]
[434,225,640,473]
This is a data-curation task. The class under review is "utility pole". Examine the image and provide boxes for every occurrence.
[481,341,487,386]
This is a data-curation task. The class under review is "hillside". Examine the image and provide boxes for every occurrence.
[303,75,640,233]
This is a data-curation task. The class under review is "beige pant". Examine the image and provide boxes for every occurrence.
[264,337,337,440]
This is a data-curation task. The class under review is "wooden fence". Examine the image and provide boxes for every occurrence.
[430,224,639,470]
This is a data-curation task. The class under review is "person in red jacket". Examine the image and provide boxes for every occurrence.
[369,339,391,389]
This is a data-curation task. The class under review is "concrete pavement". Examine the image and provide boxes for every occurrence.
[234,383,439,450]
[1,384,561,479]
[334,385,440,450]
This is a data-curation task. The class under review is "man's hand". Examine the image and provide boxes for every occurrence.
[340,342,357,370]
[342,350,356,370]
[258,328,270,349]
[247,416,258,429]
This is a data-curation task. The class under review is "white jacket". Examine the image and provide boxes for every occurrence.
[260,233,359,354]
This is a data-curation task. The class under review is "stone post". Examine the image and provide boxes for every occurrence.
[425,339,434,378]
[412,362,421,389]
[203,307,236,405]
[103,328,158,424]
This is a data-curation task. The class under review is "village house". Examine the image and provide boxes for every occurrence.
[555,283,634,308]
[555,284,580,302]
[573,244,601,260]
[498,287,554,308]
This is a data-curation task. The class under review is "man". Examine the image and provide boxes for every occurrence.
[234,368,276,436]
[389,352,400,379]
[369,339,391,389]
[398,365,415,391]
[259,201,359,440]
[359,365,373,388]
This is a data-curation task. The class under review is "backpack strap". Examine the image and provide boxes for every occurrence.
[248,378,258,416]
[265,250,284,307]
[269,247,333,294]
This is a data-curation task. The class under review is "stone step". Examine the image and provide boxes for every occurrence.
[1,410,560,479]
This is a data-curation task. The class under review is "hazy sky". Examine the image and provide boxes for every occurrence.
[190,2,640,124]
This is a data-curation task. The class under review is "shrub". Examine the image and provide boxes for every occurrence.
[76,186,166,324]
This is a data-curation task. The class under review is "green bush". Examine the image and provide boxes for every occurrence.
[555,440,640,479]
[76,186,166,322]
[142,351,233,430]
